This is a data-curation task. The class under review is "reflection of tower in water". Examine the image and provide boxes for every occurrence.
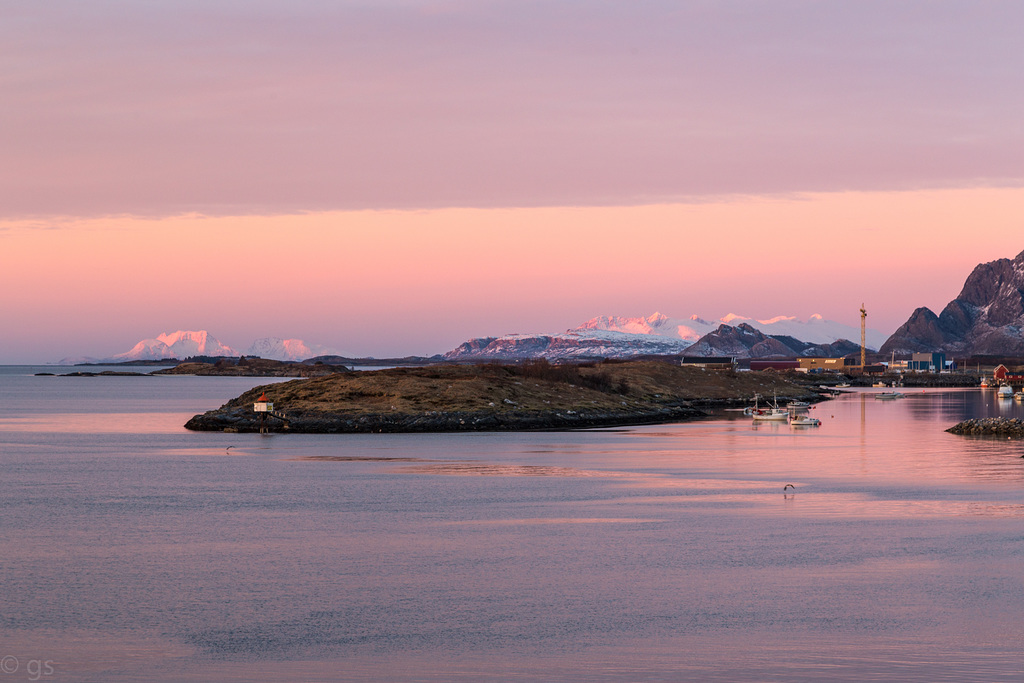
[859,392,868,474]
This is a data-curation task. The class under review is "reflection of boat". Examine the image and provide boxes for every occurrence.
[790,414,821,426]
[874,392,905,400]
[750,393,789,422]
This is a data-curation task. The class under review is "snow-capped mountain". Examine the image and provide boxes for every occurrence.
[245,338,337,362]
[577,311,885,349]
[81,331,335,363]
[576,312,716,341]
[113,331,239,361]
[443,329,692,361]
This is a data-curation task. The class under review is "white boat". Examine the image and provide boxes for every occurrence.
[836,383,851,388]
[997,384,1014,399]
[874,392,905,400]
[752,407,788,422]
[790,414,821,426]
[1014,391,1024,402]
[750,393,789,422]
[787,401,811,416]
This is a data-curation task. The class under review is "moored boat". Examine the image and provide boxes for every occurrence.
[790,414,821,426]
[750,393,789,422]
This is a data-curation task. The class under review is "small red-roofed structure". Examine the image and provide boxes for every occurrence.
[254,392,273,413]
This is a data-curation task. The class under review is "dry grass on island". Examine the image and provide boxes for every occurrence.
[185,360,826,433]
[153,357,349,377]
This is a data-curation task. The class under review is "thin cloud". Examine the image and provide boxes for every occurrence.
[2,1,1023,219]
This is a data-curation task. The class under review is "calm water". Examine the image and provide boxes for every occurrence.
[3,367,1024,681]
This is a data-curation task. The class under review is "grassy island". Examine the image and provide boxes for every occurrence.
[184,361,827,433]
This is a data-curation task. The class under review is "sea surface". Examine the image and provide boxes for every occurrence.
[2,366,1024,681]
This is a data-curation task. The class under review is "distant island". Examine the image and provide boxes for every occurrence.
[53,356,433,377]
[152,357,353,377]
[183,361,830,433]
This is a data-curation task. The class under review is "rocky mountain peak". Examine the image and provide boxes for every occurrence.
[881,250,1024,356]
[684,323,858,359]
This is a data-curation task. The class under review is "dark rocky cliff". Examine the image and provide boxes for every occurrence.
[881,249,1024,355]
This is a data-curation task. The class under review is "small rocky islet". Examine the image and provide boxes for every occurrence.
[184,361,828,434]
[946,417,1024,437]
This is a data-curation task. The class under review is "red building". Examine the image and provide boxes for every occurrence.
[749,360,800,371]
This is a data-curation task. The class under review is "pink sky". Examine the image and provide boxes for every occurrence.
[2,2,1023,362]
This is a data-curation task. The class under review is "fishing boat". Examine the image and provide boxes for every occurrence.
[790,414,821,426]
[750,393,789,422]
[874,391,905,400]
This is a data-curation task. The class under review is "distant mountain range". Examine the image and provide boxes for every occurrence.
[61,332,337,364]
[443,312,879,361]
[60,311,883,365]
[682,323,863,360]
[113,330,238,362]
[442,328,693,361]
[576,311,885,347]
[58,251,1024,365]
[881,248,1024,356]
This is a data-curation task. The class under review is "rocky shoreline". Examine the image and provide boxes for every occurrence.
[946,417,1024,437]
[184,402,710,433]
[184,361,826,434]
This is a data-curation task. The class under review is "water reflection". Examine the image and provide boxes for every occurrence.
[5,381,1024,680]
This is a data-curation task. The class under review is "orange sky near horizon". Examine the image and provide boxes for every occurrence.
[3,187,1022,362]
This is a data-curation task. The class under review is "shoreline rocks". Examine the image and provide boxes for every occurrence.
[946,417,1024,437]
[184,403,710,433]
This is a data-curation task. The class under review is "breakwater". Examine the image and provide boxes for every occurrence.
[946,417,1024,437]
